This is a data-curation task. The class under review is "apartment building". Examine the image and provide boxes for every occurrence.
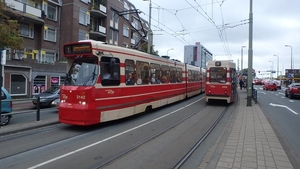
[2,0,150,98]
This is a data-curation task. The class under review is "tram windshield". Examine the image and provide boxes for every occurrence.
[209,67,227,83]
[65,62,98,86]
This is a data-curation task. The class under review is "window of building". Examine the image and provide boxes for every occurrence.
[132,18,139,29]
[79,8,90,26]
[124,2,129,20]
[123,42,128,48]
[51,76,60,87]
[44,26,56,42]
[46,4,57,21]
[20,23,34,38]
[132,32,138,44]
[79,30,89,40]
[33,75,46,94]
[110,9,119,29]
[123,25,129,37]
[81,0,89,3]
[45,52,55,64]
[10,74,27,95]
[44,3,57,20]
[109,29,118,45]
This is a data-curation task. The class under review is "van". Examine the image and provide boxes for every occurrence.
[1,87,13,125]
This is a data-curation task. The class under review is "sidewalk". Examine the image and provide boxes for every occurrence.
[1,100,58,135]
[199,88,295,169]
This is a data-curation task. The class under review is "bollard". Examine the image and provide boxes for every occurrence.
[36,96,40,121]
[252,89,257,104]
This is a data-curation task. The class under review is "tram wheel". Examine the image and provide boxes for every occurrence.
[145,106,152,114]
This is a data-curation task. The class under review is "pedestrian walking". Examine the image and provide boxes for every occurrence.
[239,80,244,90]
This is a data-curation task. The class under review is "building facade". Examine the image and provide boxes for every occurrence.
[184,42,213,69]
[1,0,150,98]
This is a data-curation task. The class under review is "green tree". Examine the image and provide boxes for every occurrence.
[140,42,159,56]
[0,1,23,50]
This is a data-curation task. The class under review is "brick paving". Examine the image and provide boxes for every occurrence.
[199,88,294,169]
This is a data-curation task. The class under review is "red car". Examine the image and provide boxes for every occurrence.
[263,81,277,91]
[285,83,300,99]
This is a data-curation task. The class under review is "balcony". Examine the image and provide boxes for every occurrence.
[90,25,106,38]
[90,4,107,18]
[5,0,44,24]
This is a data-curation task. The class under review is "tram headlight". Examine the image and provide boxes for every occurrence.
[79,101,86,105]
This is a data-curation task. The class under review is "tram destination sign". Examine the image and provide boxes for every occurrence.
[63,43,92,55]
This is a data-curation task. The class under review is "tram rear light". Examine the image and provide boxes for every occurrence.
[224,90,227,95]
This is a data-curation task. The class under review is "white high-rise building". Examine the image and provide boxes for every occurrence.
[184,42,213,68]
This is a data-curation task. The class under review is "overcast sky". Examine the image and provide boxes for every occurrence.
[129,0,300,78]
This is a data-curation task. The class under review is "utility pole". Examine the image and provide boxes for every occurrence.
[147,0,152,54]
[247,0,253,106]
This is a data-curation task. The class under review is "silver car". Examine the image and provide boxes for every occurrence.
[32,86,60,108]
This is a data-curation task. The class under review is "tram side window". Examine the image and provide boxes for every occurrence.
[209,67,227,83]
[176,68,182,82]
[194,71,199,81]
[125,59,135,85]
[188,70,192,82]
[230,68,236,84]
[150,63,160,84]
[161,65,169,83]
[170,67,176,83]
[100,57,121,86]
[136,61,149,85]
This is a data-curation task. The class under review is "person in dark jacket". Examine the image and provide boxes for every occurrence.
[239,79,244,90]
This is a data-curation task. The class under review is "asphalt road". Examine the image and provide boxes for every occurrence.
[255,85,300,160]
[0,94,235,169]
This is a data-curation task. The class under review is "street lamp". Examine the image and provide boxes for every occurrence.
[167,48,174,56]
[269,61,273,78]
[241,46,246,70]
[143,0,152,54]
[285,45,293,70]
[273,55,279,78]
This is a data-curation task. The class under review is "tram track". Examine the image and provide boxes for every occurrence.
[94,101,235,169]
[173,106,229,169]
[89,104,208,169]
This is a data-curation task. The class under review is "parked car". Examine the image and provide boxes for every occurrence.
[1,87,13,125]
[32,86,60,108]
[273,80,282,89]
[263,81,277,91]
[51,98,60,108]
[285,83,300,99]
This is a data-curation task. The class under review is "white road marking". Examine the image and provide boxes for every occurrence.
[269,103,298,115]
[27,97,204,169]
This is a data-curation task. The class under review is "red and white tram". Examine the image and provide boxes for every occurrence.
[205,60,237,104]
[59,40,205,126]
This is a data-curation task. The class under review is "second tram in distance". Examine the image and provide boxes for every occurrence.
[205,60,237,104]
[59,40,206,126]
